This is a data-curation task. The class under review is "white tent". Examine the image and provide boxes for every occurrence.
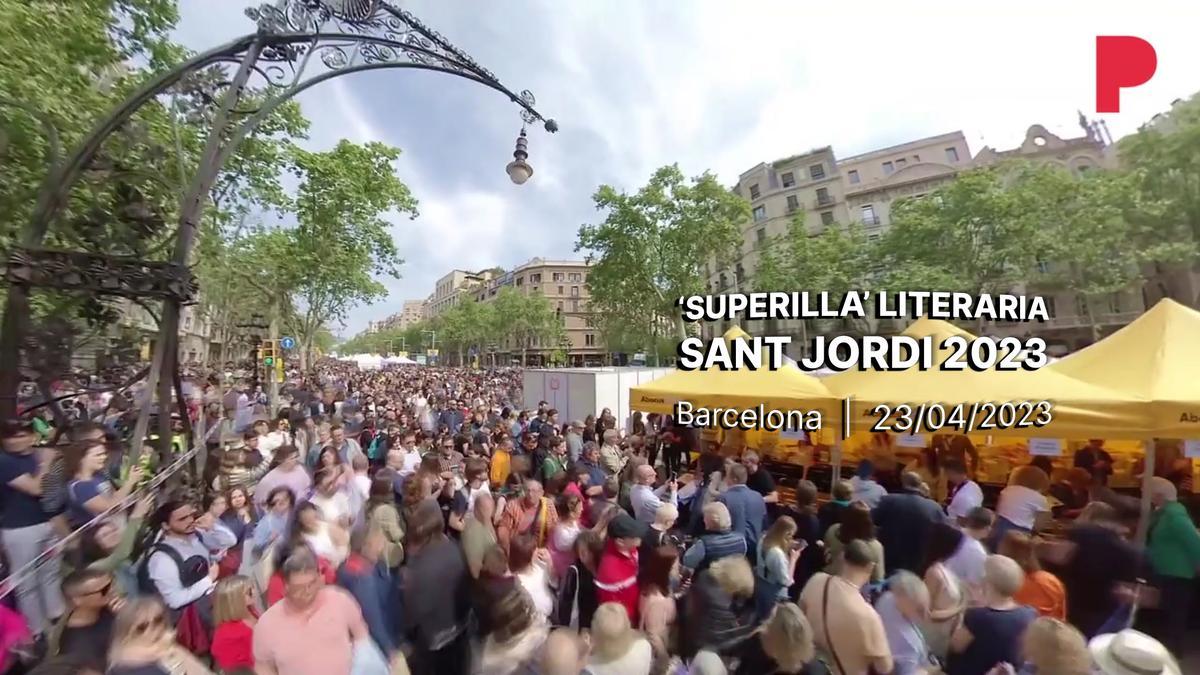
[383,355,418,365]
[347,353,385,370]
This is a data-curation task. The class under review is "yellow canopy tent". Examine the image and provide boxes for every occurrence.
[629,327,841,431]
[824,318,1150,440]
[1050,298,1200,438]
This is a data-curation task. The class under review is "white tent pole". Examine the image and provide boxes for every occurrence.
[1135,437,1156,544]
[831,437,843,485]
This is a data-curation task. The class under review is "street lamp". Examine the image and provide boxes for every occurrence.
[506,128,533,185]
[0,0,558,449]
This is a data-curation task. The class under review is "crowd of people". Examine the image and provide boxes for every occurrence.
[0,361,1196,675]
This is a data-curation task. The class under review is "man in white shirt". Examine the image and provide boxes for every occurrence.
[147,500,237,612]
[629,464,676,525]
[944,506,992,604]
[945,459,983,523]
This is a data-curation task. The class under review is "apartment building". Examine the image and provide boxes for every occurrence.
[840,131,972,235]
[425,269,492,318]
[474,257,605,366]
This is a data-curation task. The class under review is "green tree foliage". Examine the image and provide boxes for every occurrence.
[490,287,563,365]
[576,164,748,351]
[755,219,878,336]
[1118,94,1200,247]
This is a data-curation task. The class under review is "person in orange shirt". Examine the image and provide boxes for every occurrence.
[490,436,514,489]
[999,530,1066,620]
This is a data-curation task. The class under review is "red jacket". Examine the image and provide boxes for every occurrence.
[595,540,640,624]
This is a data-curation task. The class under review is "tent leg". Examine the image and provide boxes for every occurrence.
[1135,437,1156,544]
[831,438,843,485]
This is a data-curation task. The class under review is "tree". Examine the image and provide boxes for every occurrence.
[491,287,563,365]
[880,164,1052,331]
[755,218,879,339]
[1026,166,1192,340]
[1118,93,1200,250]
[576,164,747,352]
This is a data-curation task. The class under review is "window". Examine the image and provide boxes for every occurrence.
[861,204,878,225]
[585,334,596,347]
[1075,294,1089,317]
[1108,292,1121,313]
[848,169,860,184]
[883,161,894,175]
[558,285,564,294]
[552,272,564,282]
[530,273,542,282]
[756,228,767,247]
[820,211,835,226]
[515,276,524,286]
[1036,258,1049,274]
[557,301,563,311]
[786,195,800,212]
[781,172,795,188]
[945,147,959,163]
[809,164,825,180]
[868,233,881,242]
[1045,296,1057,317]
[571,299,579,312]
[735,263,744,283]
[913,154,920,161]
[749,184,761,199]
[571,286,580,297]
[895,158,907,169]
[816,187,831,205]
[569,272,582,282]
[753,205,766,221]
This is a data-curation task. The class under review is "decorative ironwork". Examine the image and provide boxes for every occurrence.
[237,0,553,129]
[4,248,197,304]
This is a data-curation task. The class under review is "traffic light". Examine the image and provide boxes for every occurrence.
[262,339,277,367]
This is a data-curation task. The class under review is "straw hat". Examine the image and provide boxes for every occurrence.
[1088,629,1180,675]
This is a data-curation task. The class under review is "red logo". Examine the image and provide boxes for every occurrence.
[1096,36,1157,113]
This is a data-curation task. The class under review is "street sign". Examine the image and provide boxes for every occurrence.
[280,337,296,350]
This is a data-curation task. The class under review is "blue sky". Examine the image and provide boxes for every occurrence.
[174,1,1200,337]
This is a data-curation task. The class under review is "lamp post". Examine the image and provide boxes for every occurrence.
[0,0,556,461]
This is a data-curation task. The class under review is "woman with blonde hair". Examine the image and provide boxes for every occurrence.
[107,597,213,675]
[210,575,257,672]
[684,556,757,658]
[735,603,820,675]
[754,516,803,620]
[985,617,1094,675]
[479,585,550,675]
[586,602,654,675]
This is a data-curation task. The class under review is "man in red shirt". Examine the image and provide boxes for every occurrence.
[595,513,644,623]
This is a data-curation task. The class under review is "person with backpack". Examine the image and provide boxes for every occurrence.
[140,499,236,627]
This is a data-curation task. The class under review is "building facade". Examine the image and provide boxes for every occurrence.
[473,258,605,366]
[426,269,492,319]
[705,117,1195,356]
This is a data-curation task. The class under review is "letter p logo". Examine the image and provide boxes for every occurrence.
[1096,36,1157,113]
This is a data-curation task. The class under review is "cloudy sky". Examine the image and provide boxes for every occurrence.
[174,1,1200,337]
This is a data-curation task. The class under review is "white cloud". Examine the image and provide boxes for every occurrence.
[174,1,1200,336]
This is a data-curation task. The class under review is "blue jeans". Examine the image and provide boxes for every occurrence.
[987,515,1030,552]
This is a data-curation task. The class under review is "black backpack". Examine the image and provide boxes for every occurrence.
[136,541,210,599]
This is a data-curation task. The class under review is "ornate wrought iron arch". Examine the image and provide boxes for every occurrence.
[0,0,556,430]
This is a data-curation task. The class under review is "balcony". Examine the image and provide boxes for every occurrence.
[861,215,881,226]
[814,195,835,208]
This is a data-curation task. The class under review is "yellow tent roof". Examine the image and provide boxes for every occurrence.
[630,327,840,426]
[824,318,1149,439]
[1051,298,1200,438]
